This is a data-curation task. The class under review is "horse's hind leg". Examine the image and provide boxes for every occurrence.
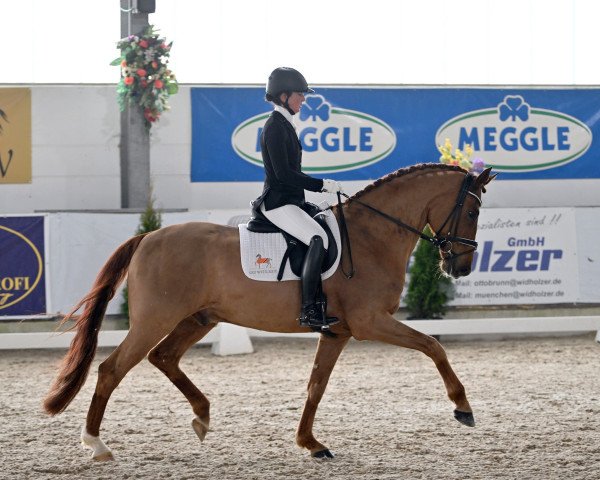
[148,313,216,442]
[296,332,350,458]
[82,324,174,460]
[352,313,474,427]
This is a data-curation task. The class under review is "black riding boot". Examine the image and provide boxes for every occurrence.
[299,236,339,330]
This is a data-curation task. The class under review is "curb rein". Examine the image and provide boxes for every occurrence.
[335,173,481,279]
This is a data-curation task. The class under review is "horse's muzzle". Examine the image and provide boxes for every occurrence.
[443,258,472,278]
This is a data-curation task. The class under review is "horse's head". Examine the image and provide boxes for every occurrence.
[428,167,496,278]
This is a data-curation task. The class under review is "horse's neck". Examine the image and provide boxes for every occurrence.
[341,169,460,270]
[347,173,431,234]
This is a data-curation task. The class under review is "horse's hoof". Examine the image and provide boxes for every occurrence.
[92,451,115,462]
[312,449,334,459]
[454,409,475,427]
[81,428,114,461]
[192,417,210,442]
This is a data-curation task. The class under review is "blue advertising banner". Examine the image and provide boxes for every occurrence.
[0,216,47,318]
[191,87,600,182]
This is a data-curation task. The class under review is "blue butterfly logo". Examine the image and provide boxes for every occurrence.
[498,95,530,122]
[300,95,331,122]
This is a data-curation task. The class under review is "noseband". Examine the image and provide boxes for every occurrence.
[337,173,481,279]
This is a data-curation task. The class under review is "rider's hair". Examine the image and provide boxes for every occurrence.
[265,91,290,105]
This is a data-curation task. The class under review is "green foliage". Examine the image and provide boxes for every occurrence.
[121,199,162,320]
[135,201,162,235]
[405,226,454,319]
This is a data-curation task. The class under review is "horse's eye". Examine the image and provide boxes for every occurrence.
[468,210,479,220]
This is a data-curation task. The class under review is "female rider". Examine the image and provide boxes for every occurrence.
[254,67,343,331]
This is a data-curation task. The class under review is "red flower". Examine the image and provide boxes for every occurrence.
[124,76,134,86]
[139,39,149,48]
[144,108,158,122]
[137,68,147,77]
[154,79,163,89]
[151,61,158,69]
[120,59,127,67]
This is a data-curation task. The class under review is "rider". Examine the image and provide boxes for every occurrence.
[254,67,343,331]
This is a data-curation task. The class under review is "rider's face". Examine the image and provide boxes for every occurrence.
[281,92,305,114]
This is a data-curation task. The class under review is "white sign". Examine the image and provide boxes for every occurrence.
[436,95,592,172]
[231,94,397,173]
[451,208,579,305]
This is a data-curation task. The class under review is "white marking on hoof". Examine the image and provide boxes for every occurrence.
[81,427,114,461]
[191,416,210,442]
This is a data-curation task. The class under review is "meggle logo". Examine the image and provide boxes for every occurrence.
[435,95,592,172]
[231,94,396,173]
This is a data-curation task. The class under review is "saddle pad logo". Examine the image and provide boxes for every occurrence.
[232,94,397,173]
[435,95,592,172]
[250,253,277,275]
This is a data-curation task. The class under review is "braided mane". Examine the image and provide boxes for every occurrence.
[348,163,469,201]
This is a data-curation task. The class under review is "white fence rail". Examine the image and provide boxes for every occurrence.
[1,317,598,355]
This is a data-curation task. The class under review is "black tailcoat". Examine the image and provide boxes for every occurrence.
[259,111,323,210]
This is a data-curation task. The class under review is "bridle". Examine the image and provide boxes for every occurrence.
[336,173,481,279]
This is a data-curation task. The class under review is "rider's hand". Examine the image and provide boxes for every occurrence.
[322,179,343,194]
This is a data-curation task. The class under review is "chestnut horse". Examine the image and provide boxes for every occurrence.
[43,163,495,460]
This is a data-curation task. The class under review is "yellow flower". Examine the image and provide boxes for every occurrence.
[459,158,472,170]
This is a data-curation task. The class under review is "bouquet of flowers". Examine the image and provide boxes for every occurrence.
[437,138,485,173]
[111,25,178,128]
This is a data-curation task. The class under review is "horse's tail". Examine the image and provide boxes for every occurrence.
[43,233,148,416]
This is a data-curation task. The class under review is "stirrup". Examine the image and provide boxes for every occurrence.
[312,316,340,333]
[299,304,339,329]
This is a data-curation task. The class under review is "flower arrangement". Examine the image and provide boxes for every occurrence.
[111,25,178,128]
[437,138,485,173]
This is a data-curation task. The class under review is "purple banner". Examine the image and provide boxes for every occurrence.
[0,216,47,318]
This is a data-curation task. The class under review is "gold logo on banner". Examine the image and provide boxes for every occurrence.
[0,88,32,184]
[0,225,43,309]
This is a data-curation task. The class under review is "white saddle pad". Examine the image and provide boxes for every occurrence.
[238,209,341,282]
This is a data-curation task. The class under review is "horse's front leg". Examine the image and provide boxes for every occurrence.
[351,313,475,427]
[297,332,350,458]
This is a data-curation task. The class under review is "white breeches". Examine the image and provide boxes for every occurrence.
[261,203,329,249]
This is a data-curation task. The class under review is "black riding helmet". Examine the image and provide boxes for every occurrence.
[265,67,314,114]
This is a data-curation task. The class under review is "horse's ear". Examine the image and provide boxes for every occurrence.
[475,167,497,191]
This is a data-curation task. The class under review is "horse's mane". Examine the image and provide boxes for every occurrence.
[348,163,469,201]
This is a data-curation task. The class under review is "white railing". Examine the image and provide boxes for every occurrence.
[0,316,598,355]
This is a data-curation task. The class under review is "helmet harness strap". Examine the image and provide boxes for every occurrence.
[282,93,295,116]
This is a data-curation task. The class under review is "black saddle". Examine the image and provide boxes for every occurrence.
[247,201,338,281]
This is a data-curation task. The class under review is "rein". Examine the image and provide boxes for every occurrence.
[335,173,480,279]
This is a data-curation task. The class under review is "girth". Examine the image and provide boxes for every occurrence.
[247,201,338,280]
